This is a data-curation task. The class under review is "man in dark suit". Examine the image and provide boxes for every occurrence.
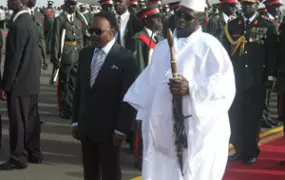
[114,0,144,51]
[0,28,2,150]
[224,0,277,164]
[114,0,143,152]
[72,11,139,180]
[0,0,42,170]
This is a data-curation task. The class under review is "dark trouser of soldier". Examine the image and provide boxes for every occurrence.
[49,65,57,85]
[126,131,134,154]
[134,131,142,170]
[229,87,265,164]
[57,63,77,119]
[0,115,1,151]
[3,94,42,168]
[261,89,280,128]
[0,20,4,29]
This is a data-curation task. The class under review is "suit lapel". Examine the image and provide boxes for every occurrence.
[86,47,95,88]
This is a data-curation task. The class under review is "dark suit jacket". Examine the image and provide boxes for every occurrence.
[0,29,2,64]
[73,43,139,142]
[124,13,143,51]
[3,12,40,96]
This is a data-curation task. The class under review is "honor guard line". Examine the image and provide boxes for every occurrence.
[129,125,284,180]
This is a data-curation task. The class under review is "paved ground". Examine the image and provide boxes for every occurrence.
[0,31,140,180]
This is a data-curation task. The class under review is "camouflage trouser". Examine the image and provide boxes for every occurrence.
[57,63,78,117]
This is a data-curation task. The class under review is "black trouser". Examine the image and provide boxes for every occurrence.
[7,93,41,165]
[57,63,77,117]
[229,87,265,158]
[134,131,143,170]
[0,20,4,29]
[81,137,121,180]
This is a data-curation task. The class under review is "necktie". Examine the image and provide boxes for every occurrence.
[117,16,121,44]
[245,19,250,29]
[90,49,105,87]
[70,16,73,23]
[117,16,121,27]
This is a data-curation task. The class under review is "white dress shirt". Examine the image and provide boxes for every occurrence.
[66,12,75,22]
[144,27,157,41]
[116,10,130,48]
[0,9,6,21]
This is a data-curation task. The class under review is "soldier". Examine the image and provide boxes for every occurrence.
[27,0,49,70]
[225,0,277,164]
[167,1,180,32]
[129,0,139,14]
[206,0,237,42]
[80,4,93,24]
[258,1,269,19]
[43,0,56,53]
[79,4,93,47]
[264,0,283,26]
[138,0,147,10]
[51,0,84,119]
[89,4,98,14]
[132,5,163,170]
[99,0,114,12]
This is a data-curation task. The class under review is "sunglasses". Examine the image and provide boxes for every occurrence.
[88,28,107,35]
[175,11,194,21]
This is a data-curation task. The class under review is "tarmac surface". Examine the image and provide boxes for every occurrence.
[0,31,140,180]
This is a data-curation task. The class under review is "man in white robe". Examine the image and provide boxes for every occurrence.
[123,0,236,179]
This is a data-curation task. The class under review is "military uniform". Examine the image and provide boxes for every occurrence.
[224,14,278,161]
[43,7,55,54]
[30,8,47,67]
[51,9,84,118]
[206,0,237,42]
[132,6,164,170]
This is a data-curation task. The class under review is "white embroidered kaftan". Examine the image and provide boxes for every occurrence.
[124,28,236,180]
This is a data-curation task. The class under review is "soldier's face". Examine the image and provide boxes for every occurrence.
[89,17,115,48]
[242,2,258,17]
[222,3,236,16]
[175,6,202,38]
[102,4,113,12]
[267,4,281,17]
[80,7,86,12]
[145,15,162,31]
[114,0,128,15]
[65,1,77,14]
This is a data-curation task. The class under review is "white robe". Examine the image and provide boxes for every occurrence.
[123,28,236,180]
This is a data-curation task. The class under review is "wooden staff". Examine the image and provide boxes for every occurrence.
[167,28,186,176]
[167,28,179,79]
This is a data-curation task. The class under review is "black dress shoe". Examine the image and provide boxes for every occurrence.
[244,157,256,164]
[28,154,43,164]
[280,160,285,166]
[59,112,71,120]
[0,159,27,170]
[228,153,243,161]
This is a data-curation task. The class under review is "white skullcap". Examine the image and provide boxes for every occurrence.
[181,0,206,12]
